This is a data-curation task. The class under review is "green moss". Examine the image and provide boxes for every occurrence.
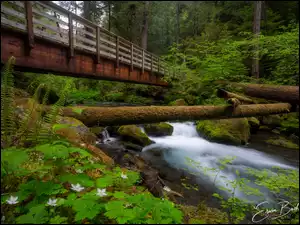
[118,125,152,147]
[72,108,84,115]
[280,113,299,136]
[180,203,228,224]
[144,123,173,136]
[169,98,187,106]
[90,127,105,136]
[266,136,299,150]
[52,124,71,131]
[196,118,250,145]
[248,117,260,127]
[259,125,271,131]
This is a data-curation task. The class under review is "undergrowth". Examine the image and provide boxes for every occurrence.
[1,141,183,224]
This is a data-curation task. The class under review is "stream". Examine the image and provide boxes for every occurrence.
[141,122,299,207]
[97,120,299,218]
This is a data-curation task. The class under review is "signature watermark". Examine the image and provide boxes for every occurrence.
[252,199,299,223]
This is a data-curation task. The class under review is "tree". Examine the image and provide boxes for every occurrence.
[252,1,262,79]
[141,1,150,49]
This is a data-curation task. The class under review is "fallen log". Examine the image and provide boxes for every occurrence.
[215,81,299,104]
[217,88,256,104]
[58,103,293,126]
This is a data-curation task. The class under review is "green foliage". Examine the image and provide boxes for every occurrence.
[1,141,183,224]
[1,56,17,147]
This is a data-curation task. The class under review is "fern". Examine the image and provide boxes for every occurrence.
[40,79,73,143]
[1,56,17,147]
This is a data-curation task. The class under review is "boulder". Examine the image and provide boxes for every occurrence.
[247,117,260,134]
[260,115,282,128]
[90,126,106,138]
[54,116,98,145]
[266,137,299,150]
[144,122,173,136]
[196,118,250,145]
[168,98,187,106]
[117,125,152,147]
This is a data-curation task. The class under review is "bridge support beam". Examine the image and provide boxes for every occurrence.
[57,103,293,126]
[216,81,299,105]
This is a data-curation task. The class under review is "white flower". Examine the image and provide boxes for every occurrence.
[75,169,83,174]
[71,183,85,192]
[53,156,57,160]
[46,198,57,206]
[125,203,132,208]
[6,196,19,205]
[96,188,107,197]
[163,186,171,192]
[121,173,128,179]
[80,143,86,147]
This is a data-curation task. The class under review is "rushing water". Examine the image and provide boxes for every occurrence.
[142,122,299,205]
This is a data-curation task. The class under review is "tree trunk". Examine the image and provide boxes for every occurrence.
[108,2,111,32]
[57,103,292,127]
[252,1,262,79]
[217,89,256,104]
[83,1,93,42]
[141,1,149,49]
[176,2,180,45]
[215,81,299,104]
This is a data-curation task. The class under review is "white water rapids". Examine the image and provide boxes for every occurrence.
[142,122,298,204]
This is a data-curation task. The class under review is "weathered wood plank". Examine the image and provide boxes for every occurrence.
[68,13,74,57]
[25,1,34,49]
[1,5,26,20]
[32,7,69,26]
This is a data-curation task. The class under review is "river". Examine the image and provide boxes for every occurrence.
[141,122,299,206]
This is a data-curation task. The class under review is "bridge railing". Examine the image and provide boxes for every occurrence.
[1,1,171,76]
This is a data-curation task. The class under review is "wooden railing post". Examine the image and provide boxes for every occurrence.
[24,1,34,52]
[151,54,153,75]
[142,49,144,74]
[96,27,101,64]
[158,57,160,74]
[68,13,74,58]
[116,36,119,68]
[130,43,134,72]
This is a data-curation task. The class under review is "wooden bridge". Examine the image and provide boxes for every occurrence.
[1,1,169,86]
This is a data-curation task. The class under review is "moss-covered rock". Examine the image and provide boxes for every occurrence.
[90,126,105,138]
[280,113,299,136]
[169,98,187,106]
[261,115,282,128]
[248,117,260,134]
[118,125,152,147]
[144,123,173,136]
[266,136,299,150]
[54,116,97,144]
[196,118,250,145]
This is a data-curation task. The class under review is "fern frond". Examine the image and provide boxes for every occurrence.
[1,56,17,147]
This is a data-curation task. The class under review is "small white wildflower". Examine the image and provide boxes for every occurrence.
[95,140,100,145]
[46,198,57,206]
[53,156,57,160]
[161,198,165,200]
[6,196,19,205]
[75,169,83,174]
[121,173,128,179]
[96,188,107,197]
[125,203,132,208]
[71,183,85,192]
[163,186,171,192]
[80,143,86,147]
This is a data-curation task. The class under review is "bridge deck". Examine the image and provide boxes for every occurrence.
[1,1,169,86]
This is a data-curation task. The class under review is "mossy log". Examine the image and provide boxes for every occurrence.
[56,103,293,126]
[217,88,255,104]
[215,81,299,104]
